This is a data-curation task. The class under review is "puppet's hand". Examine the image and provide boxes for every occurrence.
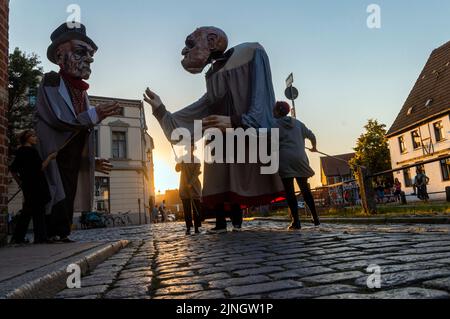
[95,158,113,175]
[143,88,163,112]
[203,115,232,131]
[96,102,122,122]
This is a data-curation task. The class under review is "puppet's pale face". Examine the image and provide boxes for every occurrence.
[56,40,96,79]
[181,30,211,74]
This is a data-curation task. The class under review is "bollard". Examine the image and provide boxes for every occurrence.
[446,187,450,203]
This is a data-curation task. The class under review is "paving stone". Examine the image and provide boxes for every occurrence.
[118,270,153,280]
[423,277,450,291]
[155,284,204,296]
[158,271,197,280]
[56,285,109,298]
[209,275,271,289]
[156,290,227,299]
[104,286,150,299]
[125,266,152,273]
[303,271,365,284]
[267,284,359,299]
[159,276,209,287]
[80,275,116,287]
[269,266,334,280]
[233,266,284,277]
[355,268,450,288]
[65,295,100,299]
[329,259,390,271]
[115,276,152,287]
[322,288,450,299]
[226,280,303,297]
[386,252,450,263]
[380,262,447,274]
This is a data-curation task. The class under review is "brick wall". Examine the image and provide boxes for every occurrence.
[0,0,9,245]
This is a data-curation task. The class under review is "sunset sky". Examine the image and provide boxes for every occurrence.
[9,0,450,193]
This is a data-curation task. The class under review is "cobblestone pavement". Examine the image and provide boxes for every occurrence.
[56,221,450,299]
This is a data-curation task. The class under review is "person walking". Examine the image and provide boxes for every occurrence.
[9,130,57,244]
[393,178,402,202]
[176,144,202,235]
[159,200,167,222]
[151,205,159,224]
[415,167,430,202]
[272,101,321,231]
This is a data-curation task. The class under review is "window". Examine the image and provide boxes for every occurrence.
[112,131,127,159]
[441,159,450,181]
[411,130,422,149]
[93,130,99,157]
[403,168,413,187]
[398,136,407,153]
[434,121,445,142]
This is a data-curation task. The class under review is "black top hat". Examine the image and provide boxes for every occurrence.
[47,22,98,64]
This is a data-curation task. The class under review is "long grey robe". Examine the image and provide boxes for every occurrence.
[273,117,316,179]
[154,43,284,208]
[35,72,97,214]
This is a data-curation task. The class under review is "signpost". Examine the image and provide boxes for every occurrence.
[285,73,299,118]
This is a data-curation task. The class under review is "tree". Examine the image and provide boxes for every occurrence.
[349,119,392,179]
[7,48,43,154]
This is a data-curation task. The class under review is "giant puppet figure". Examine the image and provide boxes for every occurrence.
[35,23,121,241]
[144,27,284,232]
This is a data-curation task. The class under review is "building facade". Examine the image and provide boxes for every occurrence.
[387,41,450,201]
[320,153,359,206]
[0,0,9,245]
[90,96,155,220]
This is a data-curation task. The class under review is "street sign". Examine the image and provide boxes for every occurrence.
[286,73,294,87]
[285,86,299,100]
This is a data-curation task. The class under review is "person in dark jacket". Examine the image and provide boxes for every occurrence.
[10,130,57,244]
[176,144,202,235]
[273,102,321,231]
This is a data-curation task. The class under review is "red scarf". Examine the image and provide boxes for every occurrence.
[59,69,89,115]
[59,69,90,91]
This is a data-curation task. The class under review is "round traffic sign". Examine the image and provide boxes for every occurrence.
[285,86,299,100]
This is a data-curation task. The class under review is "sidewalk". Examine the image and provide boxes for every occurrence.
[0,240,129,299]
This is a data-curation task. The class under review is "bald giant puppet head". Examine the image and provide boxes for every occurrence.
[181,27,228,74]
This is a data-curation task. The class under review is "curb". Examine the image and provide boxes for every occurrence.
[5,240,129,299]
[253,217,450,225]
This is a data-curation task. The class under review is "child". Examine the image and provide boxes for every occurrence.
[273,102,320,231]
[175,144,202,235]
[9,130,57,244]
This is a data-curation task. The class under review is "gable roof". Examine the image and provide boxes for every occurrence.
[387,41,450,137]
[320,153,355,177]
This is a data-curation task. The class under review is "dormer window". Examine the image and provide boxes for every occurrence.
[425,99,433,107]
[407,107,414,115]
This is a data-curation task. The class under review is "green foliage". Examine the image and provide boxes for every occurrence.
[349,119,392,178]
[7,48,43,154]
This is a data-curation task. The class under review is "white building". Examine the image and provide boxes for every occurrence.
[90,96,155,220]
[386,41,450,201]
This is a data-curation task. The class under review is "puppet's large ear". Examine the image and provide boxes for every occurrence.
[207,33,219,51]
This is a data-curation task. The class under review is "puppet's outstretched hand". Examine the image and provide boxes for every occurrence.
[143,88,163,112]
[95,158,113,175]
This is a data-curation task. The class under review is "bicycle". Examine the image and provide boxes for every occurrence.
[114,211,132,227]
[101,213,116,228]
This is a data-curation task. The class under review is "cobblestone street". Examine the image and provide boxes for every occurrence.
[56,221,450,299]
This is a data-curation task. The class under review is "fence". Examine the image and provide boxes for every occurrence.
[308,153,450,214]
